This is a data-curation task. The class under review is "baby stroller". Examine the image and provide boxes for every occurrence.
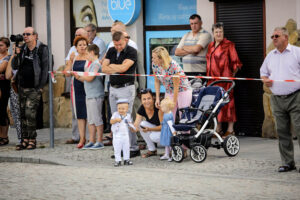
[171,80,240,163]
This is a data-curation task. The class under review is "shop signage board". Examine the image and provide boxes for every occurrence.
[108,0,141,25]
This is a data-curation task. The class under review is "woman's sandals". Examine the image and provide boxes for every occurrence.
[141,150,157,158]
[0,137,9,146]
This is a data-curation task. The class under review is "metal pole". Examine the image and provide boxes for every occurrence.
[4,0,7,37]
[8,0,12,35]
[25,0,32,27]
[46,0,54,148]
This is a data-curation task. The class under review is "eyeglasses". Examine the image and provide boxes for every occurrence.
[271,34,281,39]
[140,88,152,94]
[23,33,32,36]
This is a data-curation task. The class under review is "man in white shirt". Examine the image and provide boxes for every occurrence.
[65,28,88,62]
[260,27,300,173]
[85,23,106,60]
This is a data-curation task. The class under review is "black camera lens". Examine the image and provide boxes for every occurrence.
[10,34,23,43]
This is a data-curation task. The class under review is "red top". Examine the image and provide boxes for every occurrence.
[206,38,242,122]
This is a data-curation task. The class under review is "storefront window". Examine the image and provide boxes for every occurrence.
[145,0,196,91]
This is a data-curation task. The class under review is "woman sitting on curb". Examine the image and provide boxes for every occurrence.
[132,89,163,158]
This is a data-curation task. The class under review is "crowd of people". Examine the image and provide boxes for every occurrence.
[0,14,299,172]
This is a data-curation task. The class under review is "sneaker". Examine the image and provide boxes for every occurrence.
[168,158,173,162]
[114,161,121,167]
[160,155,170,160]
[90,142,104,150]
[82,142,94,149]
[124,160,133,165]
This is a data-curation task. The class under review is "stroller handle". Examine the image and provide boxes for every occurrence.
[207,80,235,94]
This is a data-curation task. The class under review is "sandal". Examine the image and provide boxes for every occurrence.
[141,150,157,158]
[16,139,29,151]
[104,136,113,141]
[139,144,146,150]
[222,131,235,138]
[26,139,37,150]
[0,137,9,146]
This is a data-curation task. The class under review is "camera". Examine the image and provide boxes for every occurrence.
[10,34,23,47]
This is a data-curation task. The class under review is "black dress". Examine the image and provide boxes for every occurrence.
[0,55,11,126]
[71,60,87,119]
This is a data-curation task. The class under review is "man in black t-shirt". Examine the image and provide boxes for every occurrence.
[103,31,139,154]
[12,27,49,150]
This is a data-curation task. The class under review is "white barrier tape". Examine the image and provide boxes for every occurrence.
[49,71,300,83]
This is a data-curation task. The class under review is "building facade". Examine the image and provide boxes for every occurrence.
[2,0,300,135]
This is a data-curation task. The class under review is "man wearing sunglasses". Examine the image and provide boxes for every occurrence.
[12,27,49,150]
[260,27,300,173]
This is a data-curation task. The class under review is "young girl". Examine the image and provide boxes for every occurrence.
[160,98,176,161]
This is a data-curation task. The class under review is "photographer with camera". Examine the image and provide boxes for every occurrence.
[12,27,49,150]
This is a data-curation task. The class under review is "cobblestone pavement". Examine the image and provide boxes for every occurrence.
[0,128,299,199]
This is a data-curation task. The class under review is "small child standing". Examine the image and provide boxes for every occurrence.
[160,98,176,162]
[111,99,134,167]
[73,44,105,149]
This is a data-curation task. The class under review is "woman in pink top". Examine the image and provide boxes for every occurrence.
[152,46,192,120]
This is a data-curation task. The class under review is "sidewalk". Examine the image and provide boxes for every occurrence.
[1,128,299,170]
[1,128,300,200]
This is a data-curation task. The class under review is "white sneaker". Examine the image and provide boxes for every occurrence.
[160,155,170,160]
[168,158,173,162]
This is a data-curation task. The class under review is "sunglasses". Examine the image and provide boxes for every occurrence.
[23,33,32,36]
[140,88,152,94]
[271,34,281,39]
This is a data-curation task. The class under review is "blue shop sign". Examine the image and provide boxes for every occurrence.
[145,0,196,26]
[108,0,141,25]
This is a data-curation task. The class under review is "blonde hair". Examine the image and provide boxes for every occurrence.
[152,46,172,69]
[161,97,175,111]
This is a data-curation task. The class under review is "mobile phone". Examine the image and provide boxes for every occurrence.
[140,125,145,129]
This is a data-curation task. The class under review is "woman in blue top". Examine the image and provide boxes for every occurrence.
[65,36,89,148]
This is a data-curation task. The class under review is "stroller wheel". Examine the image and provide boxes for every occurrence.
[223,135,240,157]
[190,145,207,163]
[171,145,184,163]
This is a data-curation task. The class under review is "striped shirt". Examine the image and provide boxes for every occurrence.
[177,29,212,73]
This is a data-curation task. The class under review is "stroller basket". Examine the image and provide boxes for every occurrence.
[171,129,212,149]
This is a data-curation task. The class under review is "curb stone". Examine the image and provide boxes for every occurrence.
[0,156,63,165]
